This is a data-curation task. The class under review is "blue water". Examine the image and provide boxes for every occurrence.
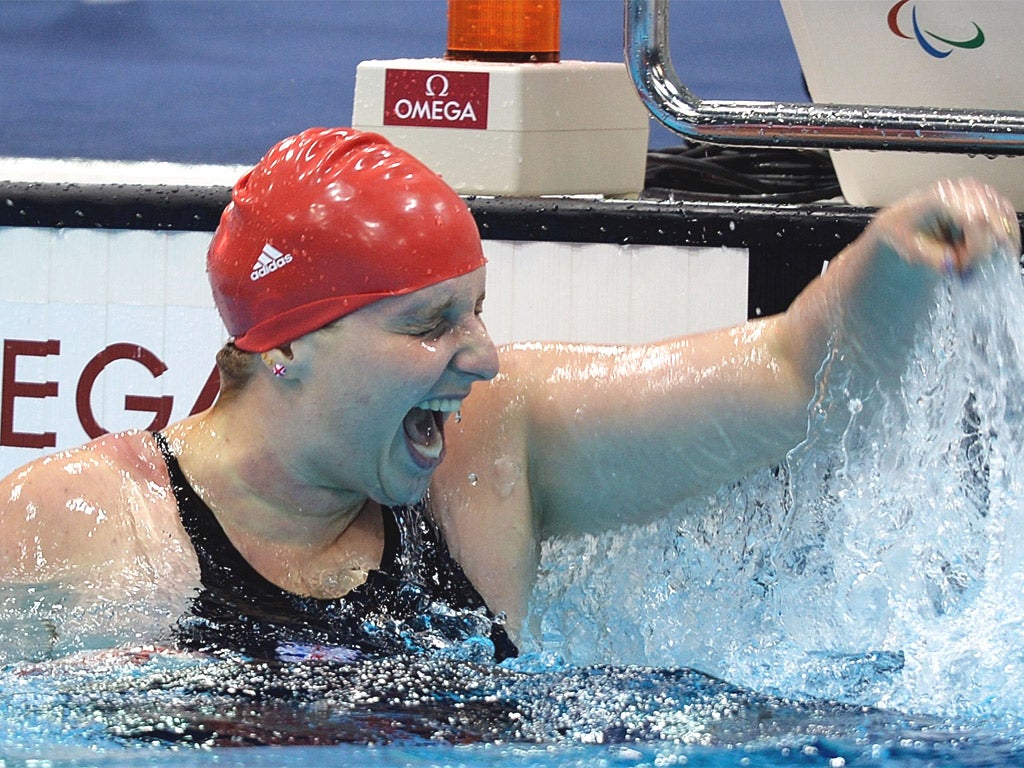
[4,649,1024,766]
[5,255,1024,766]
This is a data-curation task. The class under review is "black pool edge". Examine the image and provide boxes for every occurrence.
[6,181,1016,318]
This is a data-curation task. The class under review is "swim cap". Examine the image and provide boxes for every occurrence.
[207,127,486,352]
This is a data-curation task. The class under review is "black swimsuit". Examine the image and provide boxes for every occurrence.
[153,432,517,662]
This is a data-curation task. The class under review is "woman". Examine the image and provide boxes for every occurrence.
[0,127,1018,662]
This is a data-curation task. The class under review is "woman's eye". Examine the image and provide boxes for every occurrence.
[413,320,447,338]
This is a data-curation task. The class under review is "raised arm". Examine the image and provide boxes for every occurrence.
[502,179,1020,537]
[777,178,1020,392]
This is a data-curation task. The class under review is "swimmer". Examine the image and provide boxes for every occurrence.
[0,128,1018,661]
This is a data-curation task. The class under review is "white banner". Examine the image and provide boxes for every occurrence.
[0,228,224,475]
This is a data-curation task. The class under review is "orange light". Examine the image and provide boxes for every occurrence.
[446,0,560,63]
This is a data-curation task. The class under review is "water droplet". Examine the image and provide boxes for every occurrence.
[454,411,462,423]
[467,472,478,486]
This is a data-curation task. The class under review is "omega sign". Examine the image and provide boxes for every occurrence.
[383,69,489,130]
[1,339,218,449]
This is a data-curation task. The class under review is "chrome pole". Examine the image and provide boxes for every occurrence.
[624,0,1024,154]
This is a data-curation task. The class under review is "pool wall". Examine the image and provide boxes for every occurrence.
[0,174,877,476]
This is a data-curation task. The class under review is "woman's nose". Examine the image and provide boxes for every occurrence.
[453,316,500,381]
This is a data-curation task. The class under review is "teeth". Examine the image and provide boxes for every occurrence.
[416,398,462,413]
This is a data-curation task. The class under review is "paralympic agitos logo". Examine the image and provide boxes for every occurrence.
[887,0,985,59]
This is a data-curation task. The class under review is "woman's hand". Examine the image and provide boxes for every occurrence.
[865,178,1020,276]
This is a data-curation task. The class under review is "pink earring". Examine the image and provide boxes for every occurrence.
[261,353,287,378]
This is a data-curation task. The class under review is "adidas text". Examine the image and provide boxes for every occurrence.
[250,243,293,281]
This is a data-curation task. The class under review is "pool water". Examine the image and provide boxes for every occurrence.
[4,254,1024,767]
[4,647,1023,766]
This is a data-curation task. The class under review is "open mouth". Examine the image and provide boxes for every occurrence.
[402,398,462,468]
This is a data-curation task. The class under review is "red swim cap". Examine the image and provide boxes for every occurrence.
[207,127,486,352]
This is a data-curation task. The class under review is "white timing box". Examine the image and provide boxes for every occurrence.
[352,58,650,197]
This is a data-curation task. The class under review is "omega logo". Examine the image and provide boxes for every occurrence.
[424,74,450,98]
[385,69,489,130]
[1,339,218,448]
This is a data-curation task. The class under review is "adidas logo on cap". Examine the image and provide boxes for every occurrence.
[250,243,294,282]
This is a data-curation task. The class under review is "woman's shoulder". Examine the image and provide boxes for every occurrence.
[1,429,165,492]
[0,430,176,577]
[0,430,171,536]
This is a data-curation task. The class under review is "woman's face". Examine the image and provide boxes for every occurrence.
[291,266,498,506]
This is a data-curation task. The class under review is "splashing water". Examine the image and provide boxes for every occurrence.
[531,251,1024,722]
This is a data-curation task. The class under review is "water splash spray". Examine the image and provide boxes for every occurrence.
[530,250,1024,720]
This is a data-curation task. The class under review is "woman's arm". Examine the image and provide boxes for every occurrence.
[508,179,1020,537]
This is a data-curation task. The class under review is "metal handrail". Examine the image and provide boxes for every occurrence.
[625,0,1024,155]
